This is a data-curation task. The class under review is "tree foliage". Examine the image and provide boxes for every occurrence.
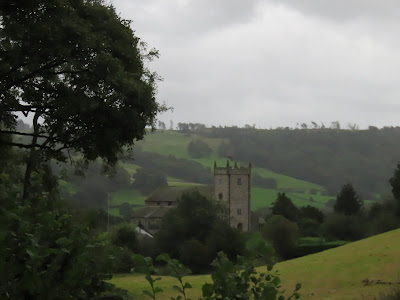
[155,190,245,273]
[0,192,116,299]
[0,0,164,200]
[202,252,301,300]
[389,163,400,215]
[187,140,213,158]
[334,183,363,215]
[271,193,299,222]
[132,168,167,195]
[262,215,299,259]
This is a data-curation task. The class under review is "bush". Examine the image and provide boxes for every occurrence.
[111,246,135,273]
[111,222,138,252]
[262,215,299,259]
[0,197,115,299]
[178,239,210,273]
[321,213,367,241]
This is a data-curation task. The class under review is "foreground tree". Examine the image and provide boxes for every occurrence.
[0,0,164,200]
[334,183,363,215]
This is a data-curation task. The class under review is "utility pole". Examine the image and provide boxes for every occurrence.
[107,192,110,231]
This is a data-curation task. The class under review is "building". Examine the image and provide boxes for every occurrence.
[131,186,213,234]
[131,161,252,233]
[214,161,251,231]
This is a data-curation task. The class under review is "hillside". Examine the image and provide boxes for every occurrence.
[107,130,331,215]
[111,228,400,300]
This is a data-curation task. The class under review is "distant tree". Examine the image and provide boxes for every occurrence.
[157,121,166,130]
[334,183,363,215]
[132,168,167,195]
[389,163,400,213]
[187,140,213,158]
[271,193,299,222]
[299,205,324,223]
[177,122,190,133]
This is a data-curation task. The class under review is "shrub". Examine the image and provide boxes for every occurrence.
[262,215,299,259]
[0,197,116,299]
[111,222,138,252]
[178,239,210,273]
[321,213,367,241]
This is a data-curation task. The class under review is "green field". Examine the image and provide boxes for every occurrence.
[110,189,146,207]
[111,228,400,300]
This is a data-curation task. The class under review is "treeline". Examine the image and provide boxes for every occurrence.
[198,126,400,197]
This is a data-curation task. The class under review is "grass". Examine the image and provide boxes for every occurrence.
[110,228,400,300]
[251,187,333,210]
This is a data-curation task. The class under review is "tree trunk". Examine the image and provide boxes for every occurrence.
[22,111,41,203]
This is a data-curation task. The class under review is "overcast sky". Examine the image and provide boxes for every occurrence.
[111,0,400,129]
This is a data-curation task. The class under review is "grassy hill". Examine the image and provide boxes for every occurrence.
[111,228,400,300]
[109,130,331,214]
[136,130,324,193]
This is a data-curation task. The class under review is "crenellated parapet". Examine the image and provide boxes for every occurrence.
[214,160,251,175]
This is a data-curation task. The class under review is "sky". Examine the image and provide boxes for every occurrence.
[110,0,400,129]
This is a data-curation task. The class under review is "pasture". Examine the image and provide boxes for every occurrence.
[111,228,400,300]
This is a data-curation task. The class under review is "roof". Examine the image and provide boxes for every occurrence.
[145,185,214,204]
[131,206,172,219]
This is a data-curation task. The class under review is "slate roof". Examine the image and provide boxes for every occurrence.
[145,185,214,204]
[131,206,172,219]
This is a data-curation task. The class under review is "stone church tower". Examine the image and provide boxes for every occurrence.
[214,161,251,231]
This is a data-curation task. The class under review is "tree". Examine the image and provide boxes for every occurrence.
[389,163,400,214]
[334,183,363,215]
[0,0,165,200]
[132,168,167,195]
[261,215,299,259]
[187,140,213,158]
[271,192,299,222]
[155,190,245,272]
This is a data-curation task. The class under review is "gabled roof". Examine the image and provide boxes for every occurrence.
[131,206,172,219]
[145,185,214,204]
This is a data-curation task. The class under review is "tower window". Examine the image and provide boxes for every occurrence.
[218,193,223,200]
[237,209,241,215]
[237,178,242,185]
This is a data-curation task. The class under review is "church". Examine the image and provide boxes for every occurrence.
[131,161,252,234]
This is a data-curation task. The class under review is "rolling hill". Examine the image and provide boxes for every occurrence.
[107,130,332,216]
[111,228,400,300]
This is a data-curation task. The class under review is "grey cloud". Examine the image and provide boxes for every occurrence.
[111,1,400,129]
[271,0,400,21]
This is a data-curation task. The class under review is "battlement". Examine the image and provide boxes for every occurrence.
[214,161,251,175]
